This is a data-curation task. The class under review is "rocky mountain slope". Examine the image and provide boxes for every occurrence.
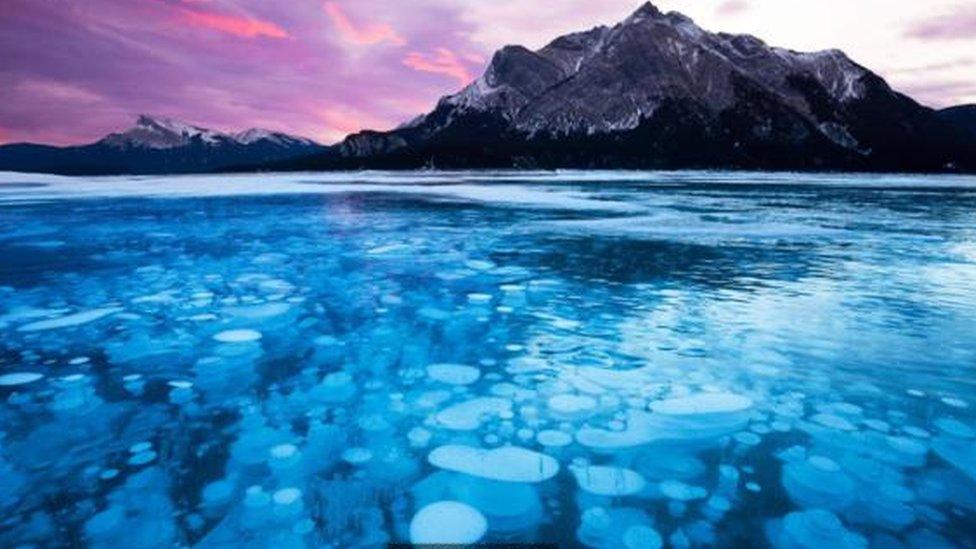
[2,3,973,175]
[938,105,976,140]
[299,2,974,172]
[0,116,323,175]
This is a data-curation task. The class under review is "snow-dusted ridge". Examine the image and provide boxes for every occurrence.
[100,115,320,150]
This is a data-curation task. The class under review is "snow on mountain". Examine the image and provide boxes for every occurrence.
[322,1,972,172]
[442,2,870,140]
[234,128,318,147]
[99,116,319,150]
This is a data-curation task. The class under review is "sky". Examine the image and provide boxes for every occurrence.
[1,0,974,146]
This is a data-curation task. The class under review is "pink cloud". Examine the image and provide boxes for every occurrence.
[717,0,749,16]
[403,48,473,86]
[324,2,405,46]
[906,7,976,40]
[178,7,289,39]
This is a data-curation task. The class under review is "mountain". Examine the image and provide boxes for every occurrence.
[3,3,973,175]
[287,2,974,173]
[938,105,976,139]
[0,115,323,175]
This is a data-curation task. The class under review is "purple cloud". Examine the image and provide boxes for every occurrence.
[716,0,749,16]
[906,7,976,40]
[0,0,486,145]
[1,0,973,145]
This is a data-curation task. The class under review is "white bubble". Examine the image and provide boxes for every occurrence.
[409,501,487,545]
[0,372,44,386]
[428,444,559,483]
[213,329,262,343]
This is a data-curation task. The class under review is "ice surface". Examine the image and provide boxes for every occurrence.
[2,171,976,546]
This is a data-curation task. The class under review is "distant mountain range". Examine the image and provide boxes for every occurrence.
[0,115,323,175]
[2,2,974,175]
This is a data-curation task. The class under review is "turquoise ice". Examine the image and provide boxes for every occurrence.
[0,170,975,547]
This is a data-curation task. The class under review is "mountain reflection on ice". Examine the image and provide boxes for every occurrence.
[1,171,975,547]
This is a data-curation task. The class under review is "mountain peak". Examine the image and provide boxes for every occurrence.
[234,128,318,146]
[629,2,663,19]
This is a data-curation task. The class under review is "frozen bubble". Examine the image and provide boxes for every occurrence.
[270,443,298,459]
[933,418,974,439]
[427,363,481,386]
[0,372,44,386]
[932,436,976,481]
[18,307,123,332]
[310,371,356,404]
[659,480,707,501]
[571,465,647,497]
[811,413,857,431]
[537,430,573,448]
[903,426,930,438]
[272,487,304,518]
[465,259,495,271]
[782,456,855,510]
[548,393,599,418]
[342,447,373,465]
[707,495,731,512]
[69,356,90,365]
[580,393,752,450]
[224,302,290,320]
[129,442,152,454]
[635,452,706,481]
[213,329,262,343]
[745,482,761,493]
[366,243,409,255]
[623,525,663,549]
[770,509,866,549]
[202,479,235,508]
[649,393,753,415]
[409,501,487,545]
[128,451,157,466]
[428,444,559,483]
[863,419,891,433]
[883,436,928,467]
[435,397,512,431]
[734,432,762,446]
[576,411,659,449]
[467,293,493,303]
[941,397,969,409]
[273,487,302,505]
[408,427,433,448]
[577,507,654,548]
[85,505,124,539]
[416,389,452,409]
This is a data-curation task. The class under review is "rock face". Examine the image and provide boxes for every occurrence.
[309,2,974,172]
[0,116,323,175]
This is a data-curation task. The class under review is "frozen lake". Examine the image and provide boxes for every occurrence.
[1,170,975,547]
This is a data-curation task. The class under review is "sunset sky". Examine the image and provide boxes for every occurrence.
[1,0,974,145]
